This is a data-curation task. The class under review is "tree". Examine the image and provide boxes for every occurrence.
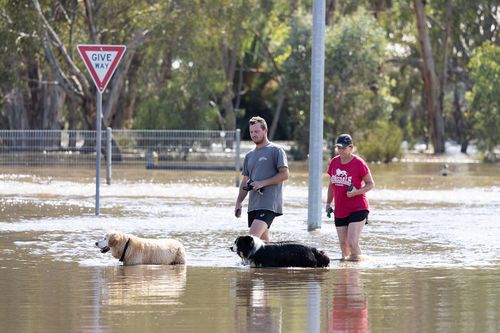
[30,0,153,131]
[0,0,65,131]
[283,9,393,158]
[413,0,445,153]
[467,42,500,161]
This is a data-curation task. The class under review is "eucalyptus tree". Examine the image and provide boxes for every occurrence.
[283,8,393,159]
[413,0,446,153]
[348,0,499,155]
[0,0,66,130]
[134,0,297,133]
[29,0,159,131]
[443,0,499,153]
[129,1,223,130]
[198,0,294,132]
[467,42,500,161]
[233,0,299,139]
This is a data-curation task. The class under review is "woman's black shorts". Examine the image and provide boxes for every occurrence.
[334,210,369,227]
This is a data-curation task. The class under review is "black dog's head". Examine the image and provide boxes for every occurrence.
[230,235,263,259]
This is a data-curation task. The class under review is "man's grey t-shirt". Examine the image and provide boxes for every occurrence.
[242,142,288,214]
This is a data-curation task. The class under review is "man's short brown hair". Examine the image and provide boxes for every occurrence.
[249,116,268,130]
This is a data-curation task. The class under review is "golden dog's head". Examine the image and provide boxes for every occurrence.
[95,231,127,254]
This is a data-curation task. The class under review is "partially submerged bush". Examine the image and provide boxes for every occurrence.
[357,122,403,163]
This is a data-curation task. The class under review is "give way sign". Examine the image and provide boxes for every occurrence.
[77,44,126,93]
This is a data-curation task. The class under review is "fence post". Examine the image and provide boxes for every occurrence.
[106,127,112,185]
[235,129,241,187]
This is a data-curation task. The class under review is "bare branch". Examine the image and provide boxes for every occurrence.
[32,0,90,94]
[83,0,98,43]
[102,29,149,126]
[41,36,84,102]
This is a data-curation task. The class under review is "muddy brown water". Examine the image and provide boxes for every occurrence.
[1,161,499,332]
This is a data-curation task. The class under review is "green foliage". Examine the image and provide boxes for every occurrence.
[357,122,403,163]
[467,41,500,162]
[283,8,394,159]
[134,87,220,130]
[324,8,393,136]
[0,0,497,162]
[0,0,42,90]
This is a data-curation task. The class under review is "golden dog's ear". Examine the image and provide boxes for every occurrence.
[108,233,121,247]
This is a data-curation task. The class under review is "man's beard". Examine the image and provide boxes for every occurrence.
[252,136,265,145]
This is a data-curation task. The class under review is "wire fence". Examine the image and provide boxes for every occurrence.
[0,129,241,172]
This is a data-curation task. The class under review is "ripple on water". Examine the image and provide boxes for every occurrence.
[0,179,499,270]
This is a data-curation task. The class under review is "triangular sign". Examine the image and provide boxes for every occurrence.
[77,44,127,93]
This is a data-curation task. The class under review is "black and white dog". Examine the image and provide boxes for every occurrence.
[230,235,330,268]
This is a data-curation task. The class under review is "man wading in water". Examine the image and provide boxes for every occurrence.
[234,116,289,241]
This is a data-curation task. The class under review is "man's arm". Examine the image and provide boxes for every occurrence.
[235,175,249,217]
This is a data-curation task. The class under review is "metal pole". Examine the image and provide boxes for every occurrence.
[235,129,241,187]
[308,0,325,230]
[106,127,112,185]
[95,92,102,215]
[307,281,321,333]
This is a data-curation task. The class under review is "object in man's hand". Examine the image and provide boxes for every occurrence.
[348,184,354,192]
[243,179,263,195]
[235,208,241,218]
[327,207,333,218]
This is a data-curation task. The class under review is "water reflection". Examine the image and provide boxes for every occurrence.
[232,271,282,332]
[231,269,328,333]
[329,269,368,333]
[100,265,187,306]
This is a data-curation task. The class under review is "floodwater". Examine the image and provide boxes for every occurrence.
[0,161,499,332]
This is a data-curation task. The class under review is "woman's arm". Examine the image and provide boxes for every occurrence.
[326,178,334,212]
[347,171,375,198]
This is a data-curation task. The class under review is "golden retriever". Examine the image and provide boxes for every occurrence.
[95,231,186,266]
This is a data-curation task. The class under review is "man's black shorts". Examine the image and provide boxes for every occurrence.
[248,210,280,228]
[334,210,369,227]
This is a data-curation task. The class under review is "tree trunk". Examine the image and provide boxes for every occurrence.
[453,82,468,154]
[438,0,453,127]
[4,88,30,130]
[269,84,286,140]
[220,38,240,132]
[413,0,446,153]
[4,88,30,150]
[40,69,65,130]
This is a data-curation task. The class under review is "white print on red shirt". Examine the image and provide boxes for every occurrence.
[330,168,352,186]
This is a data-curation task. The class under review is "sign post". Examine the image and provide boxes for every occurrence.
[77,44,126,215]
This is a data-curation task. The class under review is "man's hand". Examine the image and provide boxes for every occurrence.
[243,179,264,195]
[251,180,265,191]
[235,203,242,218]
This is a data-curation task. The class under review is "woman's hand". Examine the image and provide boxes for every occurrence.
[346,185,357,198]
[325,203,334,218]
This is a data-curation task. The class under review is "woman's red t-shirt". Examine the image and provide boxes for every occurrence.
[327,155,370,218]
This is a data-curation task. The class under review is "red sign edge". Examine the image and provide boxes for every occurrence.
[77,44,127,93]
